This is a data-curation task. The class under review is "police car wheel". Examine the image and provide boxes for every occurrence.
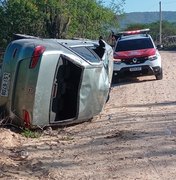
[155,68,163,80]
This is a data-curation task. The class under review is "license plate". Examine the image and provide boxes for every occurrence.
[0,72,11,97]
[129,67,142,72]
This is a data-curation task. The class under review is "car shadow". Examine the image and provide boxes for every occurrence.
[111,76,156,87]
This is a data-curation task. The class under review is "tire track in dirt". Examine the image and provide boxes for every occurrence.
[101,51,176,179]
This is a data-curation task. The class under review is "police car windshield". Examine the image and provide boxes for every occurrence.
[116,38,154,51]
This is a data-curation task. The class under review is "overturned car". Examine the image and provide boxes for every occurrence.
[0,35,113,128]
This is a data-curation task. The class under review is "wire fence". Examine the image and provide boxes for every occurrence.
[163,36,176,50]
[0,48,5,63]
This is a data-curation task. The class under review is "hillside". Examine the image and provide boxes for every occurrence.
[119,11,176,28]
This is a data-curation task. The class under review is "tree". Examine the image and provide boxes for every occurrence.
[35,0,72,38]
[0,0,45,45]
[0,0,125,48]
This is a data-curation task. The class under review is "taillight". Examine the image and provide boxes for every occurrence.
[23,110,30,128]
[29,45,45,69]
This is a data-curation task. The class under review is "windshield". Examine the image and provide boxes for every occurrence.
[116,38,154,51]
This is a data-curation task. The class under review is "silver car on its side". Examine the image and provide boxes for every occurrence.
[0,35,113,128]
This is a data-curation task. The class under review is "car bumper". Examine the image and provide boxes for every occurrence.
[113,65,162,78]
[113,57,161,78]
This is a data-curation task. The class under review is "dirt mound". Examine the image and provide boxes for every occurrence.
[0,128,21,148]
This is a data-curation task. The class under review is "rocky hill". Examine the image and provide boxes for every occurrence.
[119,11,176,28]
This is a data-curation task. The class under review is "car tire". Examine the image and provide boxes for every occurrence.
[155,68,163,80]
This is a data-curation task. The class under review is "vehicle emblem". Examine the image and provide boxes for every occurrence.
[132,58,138,63]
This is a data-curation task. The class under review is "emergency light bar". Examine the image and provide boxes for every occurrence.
[118,29,150,36]
[113,29,150,40]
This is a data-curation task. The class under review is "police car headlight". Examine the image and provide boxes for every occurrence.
[148,55,157,61]
[113,59,122,64]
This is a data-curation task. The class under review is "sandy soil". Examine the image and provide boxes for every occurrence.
[1,51,176,180]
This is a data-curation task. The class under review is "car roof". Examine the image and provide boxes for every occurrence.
[55,39,97,47]
[13,34,99,48]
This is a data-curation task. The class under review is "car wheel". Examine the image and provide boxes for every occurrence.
[155,68,163,80]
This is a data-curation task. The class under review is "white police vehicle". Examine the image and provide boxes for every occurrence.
[113,29,162,81]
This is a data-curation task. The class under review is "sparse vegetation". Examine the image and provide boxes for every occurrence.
[21,129,41,138]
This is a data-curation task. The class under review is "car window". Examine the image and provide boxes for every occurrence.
[71,46,100,63]
[115,38,154,51]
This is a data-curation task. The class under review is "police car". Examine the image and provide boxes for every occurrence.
[113,29,162,81]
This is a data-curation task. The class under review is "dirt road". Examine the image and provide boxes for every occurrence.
[1,51,176,180]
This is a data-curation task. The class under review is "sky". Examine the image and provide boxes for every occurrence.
[106,0,176,13]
